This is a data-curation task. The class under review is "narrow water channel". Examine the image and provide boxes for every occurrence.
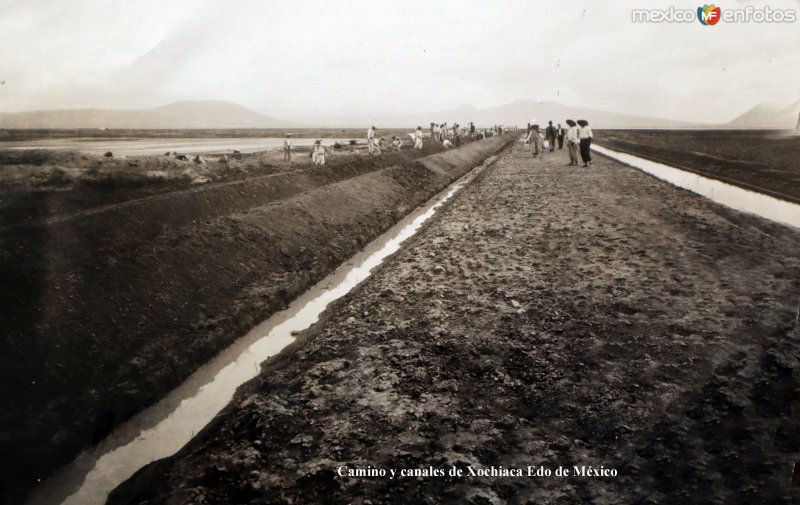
[25,154,500,505]
[593,144,800,230]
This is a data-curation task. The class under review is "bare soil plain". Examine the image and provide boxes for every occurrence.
[110,144,800,505]
[0,134,511,504]
[598,129,800,202]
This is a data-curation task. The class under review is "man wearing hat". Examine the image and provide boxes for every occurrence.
[312,139,326,165]
[577,120,593,167]
[565,120,579,166]
[526,124,543,158]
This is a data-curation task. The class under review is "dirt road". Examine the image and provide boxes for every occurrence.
[112,144,800,505]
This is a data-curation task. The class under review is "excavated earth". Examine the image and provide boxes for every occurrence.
[110,144,800,505]
[0,135,512,504]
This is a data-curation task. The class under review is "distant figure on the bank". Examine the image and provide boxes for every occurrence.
[565,119,579,165]
[367,126,377,156]
[430,123,436,142]
[545,121,557,152]
[415,127,424,149]
[312,140,326,165]
[283,133,292,162]
[577,119,593,167]
[557,124,564,149]
[452,123,461,147]
[392,136,403,151]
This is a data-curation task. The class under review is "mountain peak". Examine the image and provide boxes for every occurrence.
[0,100,292,129]
[725,99,799,128]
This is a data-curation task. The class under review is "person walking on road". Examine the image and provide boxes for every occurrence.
[527,124,543,158]
[577,119,593,167]
[367,126,377,156]
[557,124,565,149]
[545,121,557,152]
[565,120,579,165]
[283,133,292,162]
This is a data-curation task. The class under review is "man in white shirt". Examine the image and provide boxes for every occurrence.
[577,119,593,167]
[414,127,424,149]
[312,140,325,165]
[367,126,376,156]
[283,133,292,162]
[565,120,579,166]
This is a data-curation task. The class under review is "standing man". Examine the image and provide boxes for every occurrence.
[565,119,579,165]
[415,127,424,149]
[430,123,436,143]
[283,133,292,162]
[528,124,543,158]
[577,119,593,167]
[545,121,557,152]
[557,123,565,149]
[312,139,326,165]
[367,125,377,156]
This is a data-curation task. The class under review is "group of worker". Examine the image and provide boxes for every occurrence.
[281,120,505,164]
[525,119,593,167]
[282,135,326,165]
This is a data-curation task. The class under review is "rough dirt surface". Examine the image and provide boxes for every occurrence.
[111,144,800,505]
[598,129,800,202]
[0,135,510,504]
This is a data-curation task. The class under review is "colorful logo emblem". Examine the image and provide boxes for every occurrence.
[698,4,722,25]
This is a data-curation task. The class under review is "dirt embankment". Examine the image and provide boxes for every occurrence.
[0,134,512,504]
[111,145,800,504]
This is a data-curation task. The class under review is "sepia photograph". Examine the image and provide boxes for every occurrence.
[1,1,800,504]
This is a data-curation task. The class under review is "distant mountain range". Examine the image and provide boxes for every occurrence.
[724,100,800,129]
[2,98,799,130]
[0,100,290,129]
[299,100,703,129]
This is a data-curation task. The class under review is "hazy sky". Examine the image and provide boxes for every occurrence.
[1,0,799,123]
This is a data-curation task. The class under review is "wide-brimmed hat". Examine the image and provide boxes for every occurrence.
[566,119,576,126]
[577,119,588,126]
